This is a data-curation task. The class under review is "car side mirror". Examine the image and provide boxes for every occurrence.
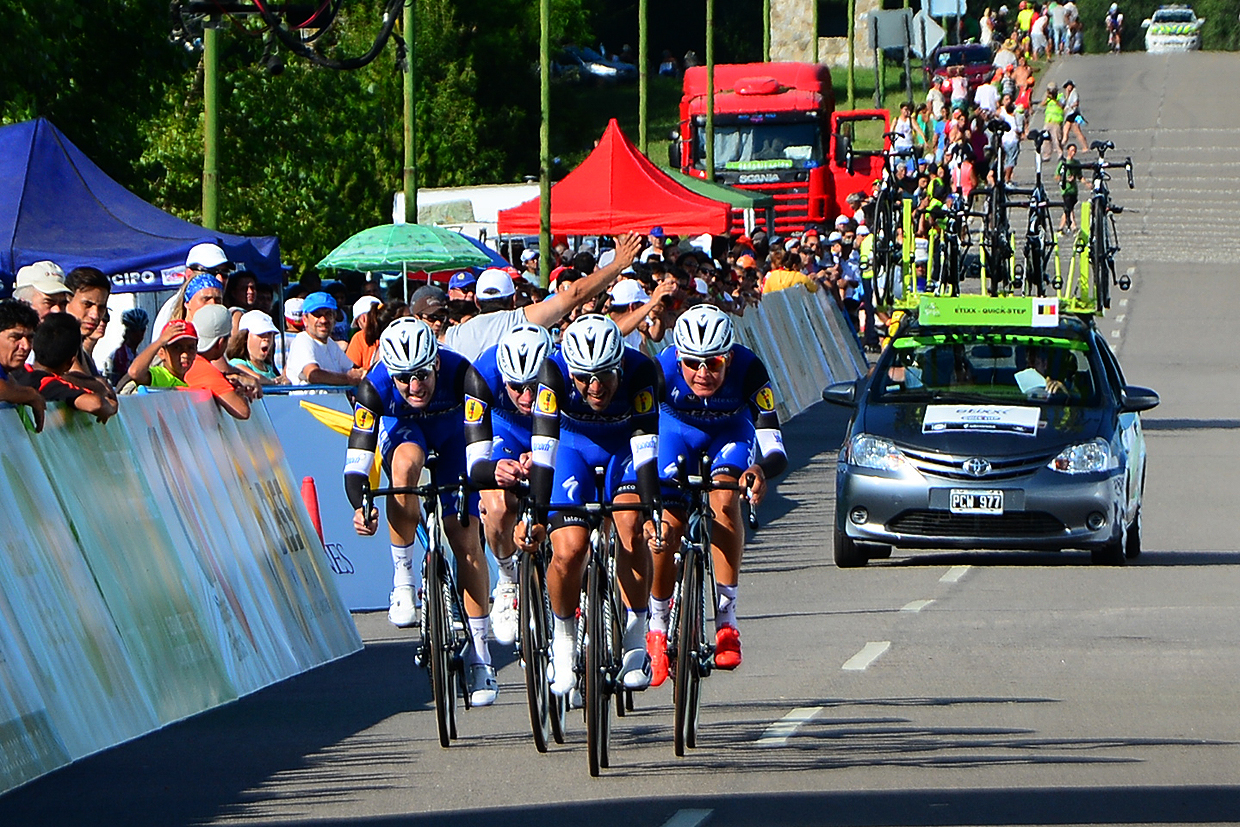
[1120,385,1159,413]
[1141,18,1151,27]
[822,380,858,407]
[835,134,852,169]
[668,136,682,168]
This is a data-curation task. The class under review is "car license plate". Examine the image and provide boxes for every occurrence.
[949,489,1003,514]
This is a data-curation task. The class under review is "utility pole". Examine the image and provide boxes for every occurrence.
[202,18,220,230]
[402,0,417,224]
[639,0,648,153]
[812,0,819,63]
[539,0,552,287]
[763,0,771,62]
[847,0,856,109]
[705,0,715,183]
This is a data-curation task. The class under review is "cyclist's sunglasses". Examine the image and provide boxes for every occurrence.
[506,380,537,394]
[570,368,620,386]
[393,367,434,384]
[680,354,727,373]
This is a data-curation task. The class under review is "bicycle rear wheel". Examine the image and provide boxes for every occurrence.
[518,549,552,753]
[425,549,457,749]
[1090,207,1110,312]
[585,552,612,776]
[673,546,706,757]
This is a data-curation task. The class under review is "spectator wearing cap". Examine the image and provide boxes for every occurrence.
[447,271,478,301]
[344,295,382,368]
[153,243,233,334]
[608,277,676,352]
[409,287,449,339]
[106,308,149,386]
[0,298,47,431]
[188,304,254,419]
[284,292,363,386]
[129,320,198,390]
[13,313,117,423]
[227,310,286,385]
[13,261,71,320]
[442,233,642,362]
[520,247,540,281]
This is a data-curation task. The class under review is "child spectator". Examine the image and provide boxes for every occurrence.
[190,304,254,420]
[0,298,47,430]
[226,310,285,385]
[106,308,149,386]
[128,320,198,390]
[13,313,117,422]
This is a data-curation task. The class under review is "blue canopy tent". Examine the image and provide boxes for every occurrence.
[0,118,281,293]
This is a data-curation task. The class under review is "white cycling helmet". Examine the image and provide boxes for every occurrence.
[674,304,735,358]
[378,317,438,374]
[497,323,553,385]
[561,313,624,374]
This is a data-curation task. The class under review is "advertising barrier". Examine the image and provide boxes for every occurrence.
[0,394,361,796]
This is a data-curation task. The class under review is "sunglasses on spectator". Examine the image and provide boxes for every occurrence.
[571,368,620,386]
[393,367,434,384]
[506,380,537,394]
[420,312,448,322]
[680,355,727,373]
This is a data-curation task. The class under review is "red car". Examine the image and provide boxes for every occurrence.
[926,44,995,93]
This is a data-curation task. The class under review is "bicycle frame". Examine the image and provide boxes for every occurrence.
[1065,141,1134,313]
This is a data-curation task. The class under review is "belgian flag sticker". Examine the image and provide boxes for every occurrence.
[1032,297,1059,328]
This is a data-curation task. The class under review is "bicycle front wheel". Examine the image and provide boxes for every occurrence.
[673,546,706,757]
[425,549,457,749]
[518,549,552,753]
[585,553,612,776]
[1091,205,1110,312]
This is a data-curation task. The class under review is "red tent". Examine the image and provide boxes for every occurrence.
[497,119,731,237]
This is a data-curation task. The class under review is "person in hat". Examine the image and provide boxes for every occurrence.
[128,320,199,390]
[189,304,254,420]
[442,233,642,363]
[284,292,364,386]
[447,270,478,301]
[12,313,116,423]
[13,261,71,321]
[520,247,540,281]
[1060,79,1086,149]
[153,243,233,334]
[1042,81,1064,158]
[226,310,286,385]
[345,296,382,368]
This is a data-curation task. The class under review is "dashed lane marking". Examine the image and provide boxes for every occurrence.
[901,599,935,613]
[660,810,714,827]
[1112,329,1122,338]
[940,565,970,583]
[757,707,822,748]
[842,641,892,671]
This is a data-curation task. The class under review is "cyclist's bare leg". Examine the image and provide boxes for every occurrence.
[480,488,518,569]
[444,515,489,619]
[612,492,652,612]
[548,525,588,618]
[649,508,685,604]
[709,481,745,591]
[387,441,426,547]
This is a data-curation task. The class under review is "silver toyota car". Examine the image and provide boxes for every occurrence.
[822,301,1158,567]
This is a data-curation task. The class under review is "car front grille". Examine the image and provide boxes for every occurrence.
[887,510,1066,538]
[900,446,1060,481]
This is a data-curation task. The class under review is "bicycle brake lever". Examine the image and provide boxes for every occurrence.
[457,476,470,528]
[1125,159,1134,189]
[743,473,760,530]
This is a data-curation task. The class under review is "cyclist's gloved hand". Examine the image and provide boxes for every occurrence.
[353,506,379,536]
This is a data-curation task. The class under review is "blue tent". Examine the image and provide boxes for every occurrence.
[0,118,281,293]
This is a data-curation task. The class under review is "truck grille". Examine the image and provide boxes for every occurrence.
[887,510,1066,538]
[730,181,810,235]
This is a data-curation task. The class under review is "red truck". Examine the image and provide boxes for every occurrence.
[672,62,890,235]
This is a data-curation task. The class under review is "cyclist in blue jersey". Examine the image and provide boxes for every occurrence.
[463,323,555,647]
[645,305,787,684]
[344,318,498,706]
[519,314,663,697]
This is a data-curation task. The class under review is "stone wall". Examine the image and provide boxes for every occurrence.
[771,0,883,66]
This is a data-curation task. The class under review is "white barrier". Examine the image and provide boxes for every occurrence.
[0,393,361,795]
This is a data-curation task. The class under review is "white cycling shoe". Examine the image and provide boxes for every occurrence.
[619,647,652,691]
[489,582,520,646]
[549,634,577,697]
[467,664,499,707]
[388,585,418,628]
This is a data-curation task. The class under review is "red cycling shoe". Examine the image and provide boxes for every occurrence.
[647,631,670,687]
[714,624,742,670]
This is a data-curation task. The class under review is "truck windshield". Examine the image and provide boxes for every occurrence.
[697,122,822,171]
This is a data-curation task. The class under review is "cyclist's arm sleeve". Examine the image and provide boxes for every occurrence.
[344,379,382,510]
[744,358,789,478]
[463,365,498,488]
[529,360,563,508]
[629,358,662,506]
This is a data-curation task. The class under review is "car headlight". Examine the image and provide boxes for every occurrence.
[587,63,618,76]
[1048,440,1115,474]
[847,434,908,472]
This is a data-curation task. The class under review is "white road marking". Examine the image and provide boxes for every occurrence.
[757,707,822,748]
[1120,298,1129,307]
[660,810,714,827]
[901,599,935,613]
[1115,314,1126,324]
[1112,329,1122,338]
[940,565,970,583]
[842,641,892,671]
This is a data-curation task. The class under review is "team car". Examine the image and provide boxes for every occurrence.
[1142,6,1204,53]
[822,297,1158,567]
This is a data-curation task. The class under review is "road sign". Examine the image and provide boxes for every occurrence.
[911,11,946,57]
[927,0,966,17]
[867,9,913,51]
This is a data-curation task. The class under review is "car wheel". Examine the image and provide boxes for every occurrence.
[834,528,869,568]
[1124,508,1142,559]
[1090,529,1127,566]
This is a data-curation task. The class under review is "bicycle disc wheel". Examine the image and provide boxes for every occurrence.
[673,546,705,757]
[585,555,611,776]
[425,550,454,749]
[518,550,551,753]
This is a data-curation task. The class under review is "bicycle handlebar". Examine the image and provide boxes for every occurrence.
[671,454,760,530]
[362,475,475,528]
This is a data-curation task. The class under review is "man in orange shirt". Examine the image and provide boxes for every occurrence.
[189,305,254,420]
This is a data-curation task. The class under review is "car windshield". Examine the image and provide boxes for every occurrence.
[874,332,1103,407]
[700,122,823,170]
[934,47,993,68]
[1153,10,1195,22]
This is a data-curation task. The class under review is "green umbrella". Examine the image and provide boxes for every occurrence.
[317,223,492,301]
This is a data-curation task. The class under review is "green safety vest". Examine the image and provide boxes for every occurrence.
[1044,96,1064,124]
